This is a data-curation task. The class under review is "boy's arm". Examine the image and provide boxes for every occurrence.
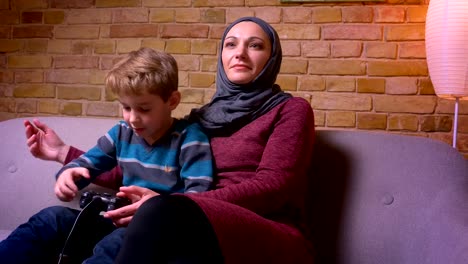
[56,125,120,189]
[179,123,214,193]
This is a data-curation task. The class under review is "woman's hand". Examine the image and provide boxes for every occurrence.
[24,119,70,164]
[103,186,160,227]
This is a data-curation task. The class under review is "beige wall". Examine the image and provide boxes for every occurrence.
[1,0,467,158]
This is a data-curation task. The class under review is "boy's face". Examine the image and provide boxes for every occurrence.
[119,91,180,145]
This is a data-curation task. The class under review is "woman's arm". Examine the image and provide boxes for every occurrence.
[193,98,315,216]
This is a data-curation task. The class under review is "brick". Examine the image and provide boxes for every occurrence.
[201,9,225,24]
[72,41,94,55]
[308,60,366,75]
[312,93,372,111]
[47,40,71,54]
[101,56,123,70]
[302,42,329,58]
[13,25,53,38]
[100,25,110,38]
[326,77,355,92]
[57,85,101,100]
[436,99,468,115]
[327,111,356,127]
[150,9,175,23]
[458,116,468,133]
[14,84,55,98]
[313,7,341,23]
[94,40,115,54]
[141,39,166,51]
[0,11,19,24]
[357,78,385,94]
[0,98,15,112]
[105,87,118,101]
[161,25,209,38]
[276,75,297,91]
[386,77,418,95]
[46,69,91,84]
[420,116,452,132]
[178,71,189,87]
[173,55,200,71]
[110,24,158,38]
[173,103,199,118]
[210,25,226,39]
[200,56,217,72]
[342,7,373,23]
[89,70,107,85]
[226,8,254,23]
[113,9,149,23]
[0,71,14,83]
[192,40,217,55]
[331,41,362,58]
[17,101,37,113]
[298,76,326,91]
[166,40,191,54]
[180,88,204,104]
[399,42,426,59]
[95,0,140,8]
[25,39,47,53]
[407,6,427,23]
[374,95,437,114]
[0,26,10,38]
[15,71,44,83]
[313,110,325,127]
[194,0,243,7]
[0,0,7,9]
[55,26,100,39]
[60,102,82,116]
[386,25,425,41]
[375,7,405,23]
[282,41,301,57]
[0,84,14,98]
[8,55,52,68]
[283,8,312,24]
[254,7,282,24]
[190,73,215,88]
[38,101,60,114]
[21,11,42,24]
[176,9,201,23]
[51,0,93,8]
[323,25,381,40]
[275,24,320,40]
[357,113,387,130]
[86,102,120,117]
[0,40,23,53]
[366,42,397,59]
[54,56,99,69]
[143,0,191,7]
[280,59,308,74]
[418,78,435,95]
[44,11,65,24]
[388,114,418,131]
[67,10,112,24]
[368,61,428,76]
[116,39,141,53]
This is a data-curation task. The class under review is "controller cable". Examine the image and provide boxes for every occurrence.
[57,197,101,264]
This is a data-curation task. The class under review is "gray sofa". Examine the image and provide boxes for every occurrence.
[1,116,467,264]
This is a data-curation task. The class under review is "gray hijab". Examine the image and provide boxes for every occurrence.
[189,17,291,135]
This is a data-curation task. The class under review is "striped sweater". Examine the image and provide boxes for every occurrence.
[56,119,213,194]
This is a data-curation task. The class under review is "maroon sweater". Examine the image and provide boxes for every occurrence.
[67,97,315,263]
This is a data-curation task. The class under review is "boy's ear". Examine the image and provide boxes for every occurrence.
[168,91,181,110]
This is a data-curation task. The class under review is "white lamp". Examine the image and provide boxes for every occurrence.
[425,0,468,148]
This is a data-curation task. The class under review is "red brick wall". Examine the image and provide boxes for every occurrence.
[1,0,467,157]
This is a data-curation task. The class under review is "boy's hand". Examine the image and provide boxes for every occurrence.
[55,167,90,202]
[103,186,159,227]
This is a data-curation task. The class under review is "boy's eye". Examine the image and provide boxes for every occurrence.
[139,108,150,112]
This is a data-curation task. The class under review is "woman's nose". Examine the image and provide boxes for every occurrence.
[234,44,247,58]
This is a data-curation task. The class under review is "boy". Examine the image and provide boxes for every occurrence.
[0,48,214,264]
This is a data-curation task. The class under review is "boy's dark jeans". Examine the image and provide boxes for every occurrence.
[0,205,123,264]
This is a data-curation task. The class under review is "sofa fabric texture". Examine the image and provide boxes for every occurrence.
[1,117,467,264]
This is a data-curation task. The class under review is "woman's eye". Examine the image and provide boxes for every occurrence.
[250,43,263,49]
[224,42,235,48]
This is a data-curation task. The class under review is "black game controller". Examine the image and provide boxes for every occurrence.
[79,191,131,211]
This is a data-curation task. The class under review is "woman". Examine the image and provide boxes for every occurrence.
[24,17,316,263]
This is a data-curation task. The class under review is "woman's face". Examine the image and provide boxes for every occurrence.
[221,21,272,85]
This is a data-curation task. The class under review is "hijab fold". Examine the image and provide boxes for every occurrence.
[189,17,291,135]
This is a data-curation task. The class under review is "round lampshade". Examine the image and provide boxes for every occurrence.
[425,0,468,100]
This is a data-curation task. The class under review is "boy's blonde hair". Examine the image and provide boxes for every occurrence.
[106,48,178,101]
